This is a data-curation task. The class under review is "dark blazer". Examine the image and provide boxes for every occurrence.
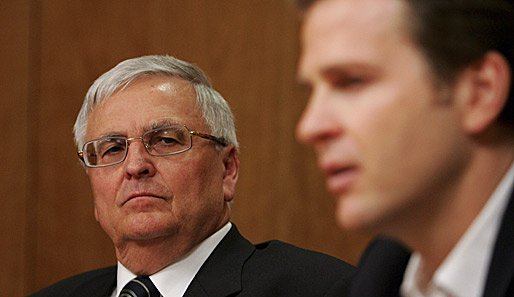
[350,187,514,297]
[28,224,355,297]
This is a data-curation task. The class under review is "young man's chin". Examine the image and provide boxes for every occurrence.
[335,195,382,234]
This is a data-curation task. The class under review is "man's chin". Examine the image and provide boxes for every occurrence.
[123,229,173,243]
[334,195,376,233]
[122,215,176,241]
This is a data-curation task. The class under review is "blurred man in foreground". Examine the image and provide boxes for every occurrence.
[295,0,514,296]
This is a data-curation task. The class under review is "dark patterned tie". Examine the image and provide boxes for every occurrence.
[119,276,162,297]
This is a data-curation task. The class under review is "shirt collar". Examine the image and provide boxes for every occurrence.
[114,222,232,297]
[401,161,514,297]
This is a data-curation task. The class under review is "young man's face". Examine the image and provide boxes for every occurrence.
[296,0,471,234]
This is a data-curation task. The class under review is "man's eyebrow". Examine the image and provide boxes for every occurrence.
[321,66,348,78]
[297,62,376,82]
[320,63,380,78]
[90,132,125,141]
[90,120,184,140]
[146,119,181,130]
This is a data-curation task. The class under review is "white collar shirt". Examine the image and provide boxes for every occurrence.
[112,222,232,297]
[401,162,514,297]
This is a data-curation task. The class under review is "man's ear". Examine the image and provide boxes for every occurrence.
[454,51,511,134]
[222,145,240,202]
[94,204,99,222]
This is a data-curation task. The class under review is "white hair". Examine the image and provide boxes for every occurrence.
[73,55,238,151]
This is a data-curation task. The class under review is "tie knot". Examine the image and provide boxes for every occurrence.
[120,276,162,297]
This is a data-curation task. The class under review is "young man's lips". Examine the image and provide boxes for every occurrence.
[323,166,358,194]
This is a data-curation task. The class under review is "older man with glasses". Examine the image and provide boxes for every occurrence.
[28,55,354,297]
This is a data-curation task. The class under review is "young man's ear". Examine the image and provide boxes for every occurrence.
[454,51,511,134]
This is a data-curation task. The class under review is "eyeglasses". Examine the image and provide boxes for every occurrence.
[78,125,226,168]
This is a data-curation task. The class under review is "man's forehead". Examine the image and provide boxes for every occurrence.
[299,0,409,78]
[305,0,393,26]
[100,76,195,108]
[88,118,184,138]
[85,77,202,139]
[302,0,406,45]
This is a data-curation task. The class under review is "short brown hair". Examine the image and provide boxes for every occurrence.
[404,0,514,126]
[295,0,514,126]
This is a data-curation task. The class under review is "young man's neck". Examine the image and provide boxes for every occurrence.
[396,142,514,278]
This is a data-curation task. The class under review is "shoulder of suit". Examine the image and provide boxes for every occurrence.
[252,239,355,272]
[26,266,116,297]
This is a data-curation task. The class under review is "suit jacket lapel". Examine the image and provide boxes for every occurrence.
[70,266,116,297]
[97,270,116,297]
[183,224,255,297]
[182,280,209,297]
[349,237,411,297]
[482,187,514,297]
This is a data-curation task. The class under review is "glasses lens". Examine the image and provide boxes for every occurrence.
[143,125,192,155]
[84,137,127,166]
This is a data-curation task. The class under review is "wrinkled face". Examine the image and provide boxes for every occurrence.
[85,76,236,249]
[296,0,469,233]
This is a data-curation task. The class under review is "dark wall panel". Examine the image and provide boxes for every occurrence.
[0,1,31,296]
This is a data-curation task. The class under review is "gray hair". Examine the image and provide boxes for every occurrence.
[73,55,238,151]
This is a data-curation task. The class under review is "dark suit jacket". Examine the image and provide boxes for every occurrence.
[350,187,514,297]
[28,224,355,297]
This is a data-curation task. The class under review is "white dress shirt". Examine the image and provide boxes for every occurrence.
[112,222,232,297]
[401,162,514,297]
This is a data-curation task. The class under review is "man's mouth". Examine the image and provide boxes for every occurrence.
[322,164,358,194]
[123,192,162,205]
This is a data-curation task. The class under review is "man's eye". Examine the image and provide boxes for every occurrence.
[102,145,124,156]
[332,76,365,89]
[153,136,180,146]
[348,77,365,85]
[161,137,178,144]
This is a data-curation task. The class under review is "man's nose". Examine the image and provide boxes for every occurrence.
[123,140,157,179]
[296,89,341,146]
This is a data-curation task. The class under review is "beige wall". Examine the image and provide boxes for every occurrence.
[1,1,370,295]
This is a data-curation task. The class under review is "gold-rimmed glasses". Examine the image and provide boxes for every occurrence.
[77,125,226,168]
